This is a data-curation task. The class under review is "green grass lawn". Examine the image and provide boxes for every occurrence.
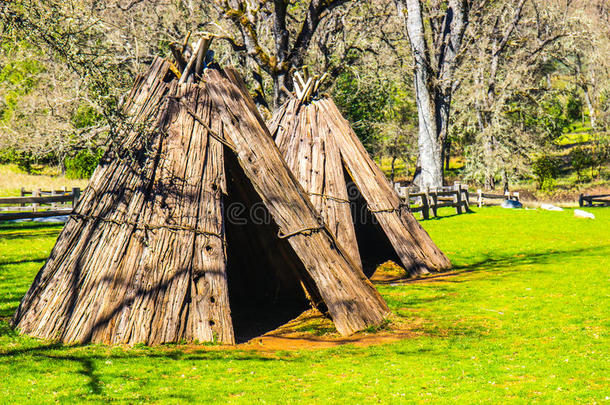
[1,207,609,403]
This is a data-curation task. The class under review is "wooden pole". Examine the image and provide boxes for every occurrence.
[423,187,430,220]
[51,190,58,208]
[454,182,462,215]
[462,185,470,211]
[32,188,40,212]
[71,187,81,210]
[429,186,438,217]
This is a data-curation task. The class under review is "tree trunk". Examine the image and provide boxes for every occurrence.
[273,72,292,108]
[272,0,290,107]
[395,0,469,190]
[444,137,451,172]
[582,83,597,130]
[575,54,597,130]
[401,0,443,189]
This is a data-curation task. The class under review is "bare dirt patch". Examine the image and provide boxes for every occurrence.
[236,310,423,352]
[173,308,428,353]
[370,260,459,285]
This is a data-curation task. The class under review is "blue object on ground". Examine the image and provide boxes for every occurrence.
[501,199,523,209]
[12,215,70,223]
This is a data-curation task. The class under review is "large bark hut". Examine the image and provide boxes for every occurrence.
[268,97,451,278]
[12,57,388,345]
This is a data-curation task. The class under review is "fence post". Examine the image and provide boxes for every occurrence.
[51,189,58,208]
[454,182,463,214]
[405,188,411,212]
[399,186,407,199]
[20,187,26,207]
[578,194,583,207]
[32,188,40,212]
[422,188,430,220]
[72,188,81,210]
[431,188,438,217]
[477,189,483,208]
[425,186,435,218]
[462,185,470,211]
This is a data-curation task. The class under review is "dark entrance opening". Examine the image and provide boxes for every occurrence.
[344,165,402,278]
[223,148,311,343]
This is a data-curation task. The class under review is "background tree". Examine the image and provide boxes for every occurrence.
[392,0,473,189]
[454,0,568,190]
[0,0,608,192]
[212,0,358,107]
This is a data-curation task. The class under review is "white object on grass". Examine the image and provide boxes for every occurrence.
[541,203,563,211]
[574,209,595,219]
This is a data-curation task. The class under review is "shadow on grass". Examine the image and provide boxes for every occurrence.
[0,230,61,241]
[0,222,64,233]
[0,257,46,267]
[375,244,609,285]
[0,338,281,401]
[425,208,477,221]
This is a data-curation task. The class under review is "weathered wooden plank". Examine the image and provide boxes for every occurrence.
[0,209,73,221]
[0,195,73,205]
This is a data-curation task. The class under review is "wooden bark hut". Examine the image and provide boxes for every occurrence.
[267,76,451,277]
[12,48,388,345]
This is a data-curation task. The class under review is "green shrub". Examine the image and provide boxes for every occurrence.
[64,149,102,179]
[565,93,583,122]
[570,146,593,182]
[71,103,103,129]
[532,154,560,191]
[332,66,390,153]
[0,148,34,173]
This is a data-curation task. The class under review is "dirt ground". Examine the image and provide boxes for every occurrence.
[235,309,423,352]
[184,263,430,353]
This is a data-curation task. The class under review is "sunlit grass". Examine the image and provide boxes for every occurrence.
[0,207,608,403]
[0,164,88,196]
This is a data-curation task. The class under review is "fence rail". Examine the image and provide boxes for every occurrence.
[394,182,525,219]
[475,189,520,208]
[0,187,80,221]
[395,182,470,220]
[579,193,610,207]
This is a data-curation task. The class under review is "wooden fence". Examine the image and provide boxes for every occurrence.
[0,187,80,221]
[475,189,520,208]
[395,182,470,220]
[579,193,610,207]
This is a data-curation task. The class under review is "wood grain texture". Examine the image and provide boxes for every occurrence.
[13,58,388,345]
[268,97,451,277]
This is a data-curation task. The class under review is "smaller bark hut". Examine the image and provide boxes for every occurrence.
[12,55,388,345]
[268,83,451,277]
